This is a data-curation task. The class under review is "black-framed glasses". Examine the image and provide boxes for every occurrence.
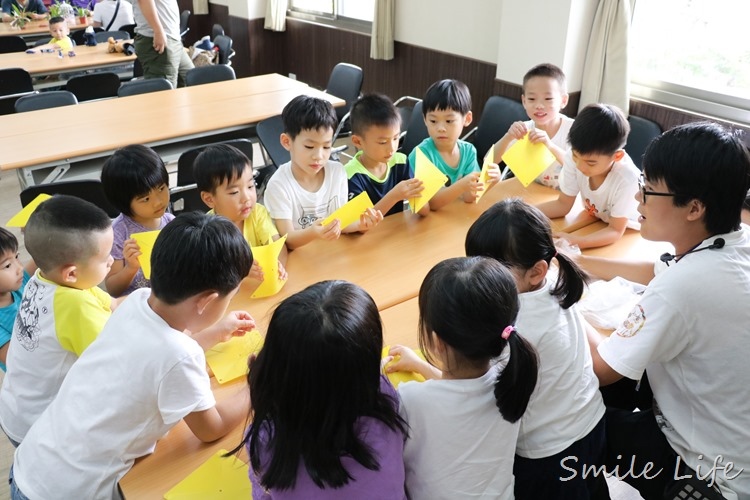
[638,175,678,203]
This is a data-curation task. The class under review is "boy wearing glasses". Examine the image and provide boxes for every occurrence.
[536,103,640,249]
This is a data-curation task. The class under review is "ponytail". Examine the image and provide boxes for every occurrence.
[493,328,539,422]
[550,252,589,309]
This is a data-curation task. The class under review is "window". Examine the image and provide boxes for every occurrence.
[630,0,750,125]
[288,0,375,32]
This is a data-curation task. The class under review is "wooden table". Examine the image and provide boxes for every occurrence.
[0,74,338,187]
[0,18,89,37]
[120,179,667,499]
[0,41,136,78]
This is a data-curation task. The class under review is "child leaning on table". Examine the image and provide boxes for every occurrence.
[0,227,33,372]
[8,213,255,499]
[101,144,175,297]
[263,95,383,250]
[408,79,500,210]
[492,63,573,189]
[346,93,429,216]
[0,196,115,447]
[536,103,640,249]
[194,143,287,283]
[27,16,74,53]
[228,280,408,499]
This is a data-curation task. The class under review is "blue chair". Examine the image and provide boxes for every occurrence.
[626,116,662,170]
[15,91,78,113]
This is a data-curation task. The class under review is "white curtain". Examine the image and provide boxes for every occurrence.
[578,0,631,114]
[265,0,288,32]
[370,0,395,60]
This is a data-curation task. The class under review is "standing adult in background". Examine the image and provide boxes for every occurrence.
[132,0,192,88]
[93,0,134,31]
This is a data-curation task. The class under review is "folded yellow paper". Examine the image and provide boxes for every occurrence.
[6,193,52,227]
[410,147,448,213]
[475,149,494,203]
[502,135,556,187]
[206,329,264,384]
[321,191,374,229]
[382,346,426,388]
[130,230,161,280]
[250,235,287,299]
[163,449,251,499]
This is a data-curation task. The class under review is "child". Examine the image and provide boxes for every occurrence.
[408,79,499,210]
[228,280,408,498]
[465,198,608,500]
[0,195,114,446]
[264,95,383,249]
[492,63,573,189]
[8,213,255,498]
[386,256,538,499]
[0,228,32,372]
[536,103,640,249]
[194,143,287,283]
[28,16,74,53]
[101,144,175,297]
[346,93,428,216]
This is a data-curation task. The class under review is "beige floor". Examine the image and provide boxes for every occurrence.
[0,153,643,499]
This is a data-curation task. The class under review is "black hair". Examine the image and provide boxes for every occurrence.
[229,280,407,490]
[0,227,19,257]
[568,103,630,156]
[349,93,401,136]
[193,144,252,193]
[49,16,65,26]
[522,63,567,94]
[150,212,252,304]
[421,79,472,116]
[418,257,538,423]
[465,198,588,309]
[24,195,112,272]
[281,95,338,140]
[101,144,169,217]
[643,122,750,235]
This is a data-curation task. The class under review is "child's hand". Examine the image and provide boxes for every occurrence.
[385,345,427,374]
[553,231,582,248]
[528,128,552,147]
[395,178,425,200]
[459,172,482,202]
[359,208,383,232]
[215,311,256,343]
[315,219,341,241]
[248,259,264,281]
[485,163,502,188]
[32,12,46,19]
[122,239,142,270]
[277,259,288,281]
[505,121,528,141]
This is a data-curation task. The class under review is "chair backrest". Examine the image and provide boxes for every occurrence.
[211,23,225,39]
[472,96,528,162]
[66,72,121,102]
[625,115,663,170]
[71,27,103,46]
[325,62,363,123]
[117,78,173,97]
[118,23,136,38]
[95,30,130,43]
[185,64,236,86]
[256,114,290,169]
[399,101,429,157]
[20,180,120,218]
[213,34,234,65]
[179,9,191,37]
[0,35,28,54]
[15,90,78,113]
[0,67,34,115]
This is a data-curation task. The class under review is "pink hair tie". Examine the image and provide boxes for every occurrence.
[501,325,515,340]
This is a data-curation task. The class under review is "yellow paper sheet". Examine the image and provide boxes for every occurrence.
[6,193,52,227]
[410,147,448,213]
[382,346,426,388]
[321,191,374,229]
[131,230,160,280]
[206,329,264,384]
[250,235,287,299]
[475,149,494,204]
[502,135,556,187]
[163,449,251,499]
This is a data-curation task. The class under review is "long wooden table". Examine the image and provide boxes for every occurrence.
[0,74,339,187]
[0,41,136,77]
[120,179,669,498]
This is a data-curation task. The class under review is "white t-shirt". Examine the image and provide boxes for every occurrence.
[92,0,135,30]
[12,289,216,499]
[558,151,640,228]
[263,160,348,230]
[133,0,179,39]
[598,229,750,500]
[398,366,517,500]
[515,278,604,458]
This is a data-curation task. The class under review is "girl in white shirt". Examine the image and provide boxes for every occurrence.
[465,198,608,500]
[387,256,538,500]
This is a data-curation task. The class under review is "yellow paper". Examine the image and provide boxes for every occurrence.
[410,147,448,213]
[321,191,374,229]
[250,235,287,299]
[206,329,264,384]
[475,149,494,203]
[382,346,426,388]
[163,449,251,499]
[131,230,160,280]
[6,193,52,227]
[502,135,556,187]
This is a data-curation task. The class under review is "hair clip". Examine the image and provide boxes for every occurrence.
[501,325,515,340]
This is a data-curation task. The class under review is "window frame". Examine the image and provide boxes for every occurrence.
[287,0,373,35]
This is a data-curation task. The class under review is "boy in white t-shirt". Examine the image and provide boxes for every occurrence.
[492,63,574,189]
[9,213,256,499]
[263,95,383,250]
[536,103,640,249]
